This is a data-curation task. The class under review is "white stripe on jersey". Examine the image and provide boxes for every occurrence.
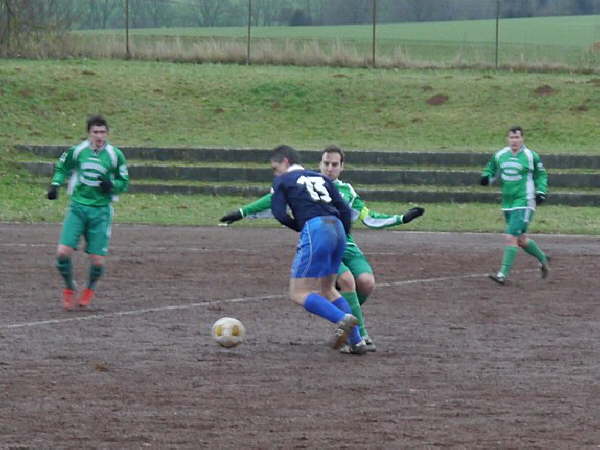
[523,147,536,209]
[73,140,89,160]
[105,144,118,168]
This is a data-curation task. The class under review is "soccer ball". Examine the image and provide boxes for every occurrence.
[211,317,245,348]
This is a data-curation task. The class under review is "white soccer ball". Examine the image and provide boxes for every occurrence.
[211,317,246,348]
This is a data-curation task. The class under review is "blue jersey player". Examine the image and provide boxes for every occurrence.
[270,145,366,355]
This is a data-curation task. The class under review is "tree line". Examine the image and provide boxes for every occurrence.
[1,0,599,38]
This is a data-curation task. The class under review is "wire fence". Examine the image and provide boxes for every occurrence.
[2,0,600,71]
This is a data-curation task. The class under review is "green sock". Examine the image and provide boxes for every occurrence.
[357,291,368,306]
[522,239,548,264]
[342,291,367,338]
[499,245,519,277]
[56,257,75,290]
[88,264,104,290]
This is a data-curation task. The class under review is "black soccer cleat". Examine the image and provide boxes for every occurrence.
[339,340,368,355]
[488,273,506,285]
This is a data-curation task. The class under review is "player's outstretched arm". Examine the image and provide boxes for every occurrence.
[356,205,425,228]
[350,194,402,229]
[219,192,274,224]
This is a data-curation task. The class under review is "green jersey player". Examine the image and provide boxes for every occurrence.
[480,126,549,285]
[220,145,424,353]
[47,115,129,310]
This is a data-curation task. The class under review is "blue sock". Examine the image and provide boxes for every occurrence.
[333,297,362,345]
[304,293,345,323]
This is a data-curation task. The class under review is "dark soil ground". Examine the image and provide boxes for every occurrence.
[1,223,599,449]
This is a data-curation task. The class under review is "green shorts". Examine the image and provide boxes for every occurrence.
[59,202,113,255]
[503,208,535,237]
[337,243,373,278]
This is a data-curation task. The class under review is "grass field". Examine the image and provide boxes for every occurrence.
[1,59,599,151]
[1,59,599,233]
[75,15,600,68]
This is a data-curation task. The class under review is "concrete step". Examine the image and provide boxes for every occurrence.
[15,145,600,169]
[128,183,600,206]
[20,161,600,189]
[29,172,600,205]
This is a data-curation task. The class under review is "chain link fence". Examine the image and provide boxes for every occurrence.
[2,0,600,70]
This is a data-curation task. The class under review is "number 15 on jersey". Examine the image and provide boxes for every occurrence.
[297,176,332,203]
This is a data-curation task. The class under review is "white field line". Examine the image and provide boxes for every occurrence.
[1,272,493,330]
[1,294,284,329]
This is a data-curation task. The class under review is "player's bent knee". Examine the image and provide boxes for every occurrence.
[56,245,74,258]
[336,272,356,292]
[357,274,375,296]
[321,288,340,301]
[290,291,311,306]
[89,254,105,266]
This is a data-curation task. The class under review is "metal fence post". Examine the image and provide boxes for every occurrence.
[495,0,500,69]
[372,0,377,67]
[246,0,252,65]
[125,0,130,59]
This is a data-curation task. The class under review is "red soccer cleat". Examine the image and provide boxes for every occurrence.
[78,288,95,308]
[63,289,76,311]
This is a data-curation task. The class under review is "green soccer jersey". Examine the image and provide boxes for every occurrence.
[238,179,404,247]
[482,146,547,210]
[51,140,129,207]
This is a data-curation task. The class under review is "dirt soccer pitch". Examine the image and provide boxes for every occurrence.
[1,223,599,449]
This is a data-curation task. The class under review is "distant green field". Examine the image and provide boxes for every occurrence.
[78,15,600,67]
[83,15,600,47]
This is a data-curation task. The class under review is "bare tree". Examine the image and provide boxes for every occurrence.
[146,0,168,28]
[80,0,119,29]
[97,0,119,29]
[194,0,229,27]
[1,0,76,54]
[0,0,16,50]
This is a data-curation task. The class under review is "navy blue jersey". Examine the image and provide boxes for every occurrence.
[271,169,352,234]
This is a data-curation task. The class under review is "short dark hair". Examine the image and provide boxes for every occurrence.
[508,126,524,136]
[321,145,345,164]
[87,115,109,132]
[270,145,300,165]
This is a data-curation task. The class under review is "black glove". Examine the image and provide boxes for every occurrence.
[402,207,425,224]
[480,175,490,186]
[535,193,546,205]
[220,210,243,224]
[47,185,58,200]
[99,178,113,194]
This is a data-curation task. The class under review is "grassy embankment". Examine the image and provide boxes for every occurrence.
[1,59,598,233]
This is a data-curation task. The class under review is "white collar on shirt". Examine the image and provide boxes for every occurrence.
[287,164,305,172]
